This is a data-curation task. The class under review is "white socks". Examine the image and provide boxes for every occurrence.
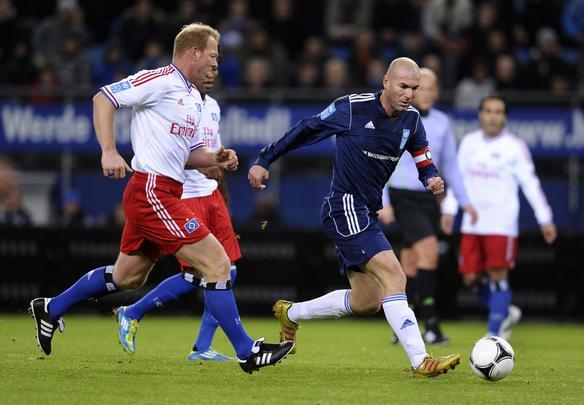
[288,289,353,323]
[382,294,427,368]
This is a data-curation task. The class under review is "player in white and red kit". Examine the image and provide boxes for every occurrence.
[442,95,557,340]
[29,23,293,373]
[116,68,243,362]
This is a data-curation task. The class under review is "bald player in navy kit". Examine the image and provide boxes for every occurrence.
[248,58,461,377]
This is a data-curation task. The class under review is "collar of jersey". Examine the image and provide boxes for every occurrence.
[374,91,388,116]
[171,63,194,92]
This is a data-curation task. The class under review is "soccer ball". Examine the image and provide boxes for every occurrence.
[470,336,515,381]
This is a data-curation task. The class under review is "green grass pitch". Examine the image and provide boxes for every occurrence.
[1,315,583,404]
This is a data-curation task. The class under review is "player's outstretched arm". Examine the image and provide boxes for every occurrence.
[187,146,238,171]
[93,92,132,179]
[248,165,269,190]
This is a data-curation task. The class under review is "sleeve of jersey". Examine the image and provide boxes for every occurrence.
[440,125,469,207]
[100,70,163,109]
[406,119,439,188]
[253,97,350,168]
[514,140,553,225]
[381,184,391,206]
[441,188,459,215]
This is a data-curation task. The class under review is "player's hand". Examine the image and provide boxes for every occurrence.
[426,177,444,196]
[440,214,455,235]
[377,205,395,225]
[464,204,479,224]
[248,165,269,190]
[540,223,557,244]
[101,149,132,179]
[216,146,238,171]
[199,166,224,181]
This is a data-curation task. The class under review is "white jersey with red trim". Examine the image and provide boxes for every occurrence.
[442,129,553,236]
[100,64,205,183]
[182,95,221,198]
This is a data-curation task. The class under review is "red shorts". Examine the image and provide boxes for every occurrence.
[120,172,210,262]
[458,234,518,274]
[177,188,241,268]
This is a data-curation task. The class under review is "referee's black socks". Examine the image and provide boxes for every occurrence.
[416,268,440,332]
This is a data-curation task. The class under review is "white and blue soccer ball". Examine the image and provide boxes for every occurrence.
[470,336,515,381]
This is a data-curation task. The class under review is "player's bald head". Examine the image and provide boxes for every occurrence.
[419,67,438,86]
[386,57,420,79]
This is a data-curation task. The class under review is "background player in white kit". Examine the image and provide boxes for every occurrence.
[29,23,293,374]
[442,95,557,340]
[116,67,243,362]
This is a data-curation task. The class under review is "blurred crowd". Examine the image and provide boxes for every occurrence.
[0,0,583,107]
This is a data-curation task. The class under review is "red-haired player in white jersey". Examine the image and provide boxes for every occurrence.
[442,95,557,340]
[115,67,243,362]
[29,23,293,374]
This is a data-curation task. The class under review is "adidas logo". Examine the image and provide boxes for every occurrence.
[365,121,375,129]
[400,319,415,330]
[178,98,184,105]
[255,351,273,365]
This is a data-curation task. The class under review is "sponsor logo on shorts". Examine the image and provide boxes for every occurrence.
[184,218,200,233]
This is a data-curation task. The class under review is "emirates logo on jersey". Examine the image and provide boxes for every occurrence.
[169,122,196,137]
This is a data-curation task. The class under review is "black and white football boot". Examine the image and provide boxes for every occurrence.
[238,337,294,374]
[29,298,65,355]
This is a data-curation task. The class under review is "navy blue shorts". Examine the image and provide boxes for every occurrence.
[321,191,392,275]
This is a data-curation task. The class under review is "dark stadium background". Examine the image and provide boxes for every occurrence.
[0,0,582,320]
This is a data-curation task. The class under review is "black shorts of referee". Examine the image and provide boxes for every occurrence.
[389,187,440,248]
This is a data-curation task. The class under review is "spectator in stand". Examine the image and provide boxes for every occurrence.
[60,189,90,228]
[294,61,321,88]
[299,36,329,70]
[322,57,350,91]
[218,0,253,52]
[241,24,288,86]
[91,42,133,87]
[397,31,427,62]
[465,2,498,60]
[527,27,571,90]
[31,0,87,68]
[116,0,163,62]
[364,57,387,88]
[0,40,36,85]
[266,0,305,59]
[422,53,443,83]
[136,40,171,72]
[563,0,584,45]
[421,0,473,87]
[494,54,523,91]
[243,57,272,91]
[454,59,494,110]
[0,0,20,67]
[52,34,91,95]
[324,0,371,46]
[349,29,379,84]
[29,64,60,106]
[0,157,32,227]
[371,0,422,50]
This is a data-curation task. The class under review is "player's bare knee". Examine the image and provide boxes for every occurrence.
[199,251,230,281]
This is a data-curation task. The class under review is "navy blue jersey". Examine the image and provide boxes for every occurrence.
[254,92,438,212]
